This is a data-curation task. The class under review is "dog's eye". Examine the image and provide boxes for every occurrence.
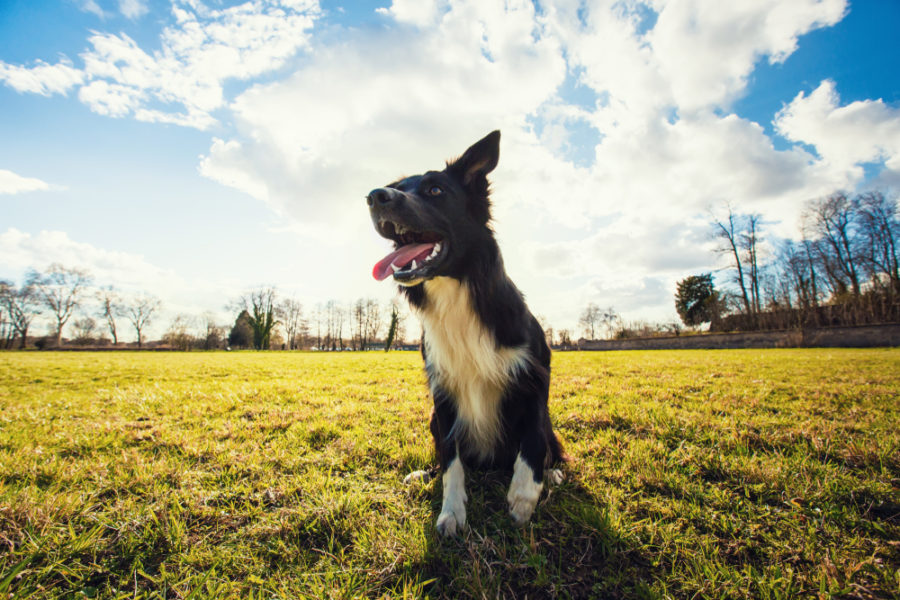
[427,185,442,196]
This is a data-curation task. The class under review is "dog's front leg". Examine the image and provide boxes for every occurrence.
[433,398,467,536]
[507,425,546,525]
[436,450,467,536]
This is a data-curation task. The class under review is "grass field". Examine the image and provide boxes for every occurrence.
[0,349,898,599]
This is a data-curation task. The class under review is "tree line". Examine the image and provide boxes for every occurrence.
[573,189,899,342]
[0,265,411,351]
[1,265,161,349]
[677,190,899,331]
[573,303,685,342]
[225,289,408,352]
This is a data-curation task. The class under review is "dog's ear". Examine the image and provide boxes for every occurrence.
[448,130,500,185]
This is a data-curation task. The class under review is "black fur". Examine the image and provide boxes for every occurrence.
[367,131,563,510]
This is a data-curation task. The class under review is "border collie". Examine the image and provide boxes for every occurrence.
[367,131,563,535]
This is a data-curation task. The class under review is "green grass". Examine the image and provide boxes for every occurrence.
[0,349,898,599]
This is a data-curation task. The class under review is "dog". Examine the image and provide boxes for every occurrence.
[367,131,564,535]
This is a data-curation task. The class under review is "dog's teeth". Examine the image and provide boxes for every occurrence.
[390,263,400,273]
[411,260,418,270]
[425,242,441,262]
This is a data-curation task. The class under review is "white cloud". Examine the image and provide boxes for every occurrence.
[133,106,218,130]
[377,0,444,27]
[119,0,149,20]
[775,79,900,184]
[202,0,564,222]
[198,138,271,202]
[0,170,56,195]
[0,228,175,292]
[0,58,84,96]
[1,0,320,130]
[541,0,846,127]
[78,0,106,19]
[77,79,143,117]
[647,0,847,113]
[76,1,320,127]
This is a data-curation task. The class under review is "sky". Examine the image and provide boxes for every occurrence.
[1,0,899,341]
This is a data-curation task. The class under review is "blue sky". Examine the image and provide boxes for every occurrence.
[2,0,899,340]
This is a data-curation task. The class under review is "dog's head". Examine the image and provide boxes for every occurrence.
[368,130,500,286]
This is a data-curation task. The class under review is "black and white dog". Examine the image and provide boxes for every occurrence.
[368,131,563,536]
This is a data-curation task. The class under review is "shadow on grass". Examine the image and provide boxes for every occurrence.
[404,468,664,599]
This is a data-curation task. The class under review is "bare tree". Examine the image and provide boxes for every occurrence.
[857,191,900,293]
[600,306,621,338]
[773,242,799,310]
[389,300,407,348]
[201,311,225,350]
[578,303,601,340]
[96,286,122,345]
[163,314,195,351]
[125,294,160,348]
[297,314,311,349]
[322,300,347,351]
[0,291,11,348]
[741,214,764,314]
[365,299,383,349]
[712,206,753,316]
[313,303,323,350]
[332,300,348,350]
[801,236,821,310]
[804,193,863,297]
[761,260,789,316]
[0,280,42,348]
[71,317,99,346]
[323,301,333,350]
[277,297,304,350]
[771,236,823,323]
[28,263,93,347]
[349,298,383,350]
[702,189,898,329]
[352,298,366,350]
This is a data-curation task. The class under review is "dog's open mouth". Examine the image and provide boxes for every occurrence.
[373,220,446,283]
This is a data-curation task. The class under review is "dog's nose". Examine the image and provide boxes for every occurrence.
[367,188,393,208]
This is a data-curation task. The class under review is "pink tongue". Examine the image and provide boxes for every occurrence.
[372,243,435,281]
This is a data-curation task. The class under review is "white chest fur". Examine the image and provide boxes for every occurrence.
[419,277,528,458]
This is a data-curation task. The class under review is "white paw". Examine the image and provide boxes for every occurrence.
[436,506,466,536]
[546,468,564,485]
[508,455,543,526]
[436,457,466,536]
[508,485,541,525]
[403,469,432,485]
